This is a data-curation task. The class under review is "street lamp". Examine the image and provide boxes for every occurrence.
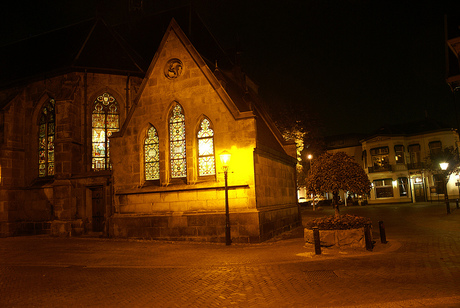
[220,150,232,245]
[307,154,315,210]
[440,162,451,214]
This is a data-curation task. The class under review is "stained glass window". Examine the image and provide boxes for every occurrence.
[169,104,186,178]
[145,126,160,181]
[38,99,55,177]
[197,118,215,176]
[92,93,119,171]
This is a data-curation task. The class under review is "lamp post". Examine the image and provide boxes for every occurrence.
[220,150,232,245]
[440,162,451,214]
[307,154,315,210]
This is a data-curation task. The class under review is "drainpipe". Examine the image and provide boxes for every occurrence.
[83,70,88,171]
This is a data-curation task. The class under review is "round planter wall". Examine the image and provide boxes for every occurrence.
[304,227,370,249]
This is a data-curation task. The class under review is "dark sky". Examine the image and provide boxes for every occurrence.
[2,0,459,137]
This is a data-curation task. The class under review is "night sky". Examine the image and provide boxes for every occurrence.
[2,0,459,137]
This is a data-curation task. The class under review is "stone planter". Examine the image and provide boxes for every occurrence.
[304,227,370,249]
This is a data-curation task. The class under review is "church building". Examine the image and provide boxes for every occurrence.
[0,8,299,242]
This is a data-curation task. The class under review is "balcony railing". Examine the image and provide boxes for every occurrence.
[407,162,425,170]
[367,163,425,173]
[368,164,392,173]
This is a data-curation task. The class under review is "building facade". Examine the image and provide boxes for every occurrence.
[327,121,460,204]
[0,12,299,242]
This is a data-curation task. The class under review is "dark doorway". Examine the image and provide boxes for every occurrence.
[414,183,426,202]
[91,186,105,232]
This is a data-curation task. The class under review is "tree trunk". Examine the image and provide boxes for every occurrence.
[333,191,340,217]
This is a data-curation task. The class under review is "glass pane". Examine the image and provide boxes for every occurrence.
[48,162,54,176]
[197,118,213,138]
[199,156,215,176]
[39,163,46,177]
[145,162,160,180]
[39,150,46,164]
[92,93,119,170]
[38,100,55,177]
[197,118,215,176]
[144,127,160,181]
[198,137,213,156]
[169,105,186,178]
[107,114,119,129]
[92,113,105,128]
[92,158,106,170]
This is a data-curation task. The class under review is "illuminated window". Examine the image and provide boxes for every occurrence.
[398,177,408,196]
[373,178,394,198]
[169,103,186,178]
[197,118,215,176]
[370,147,389,171]
[38,99,55,177]
[394,145,404,164]
[92,93,119,171]
[144,126,160,181]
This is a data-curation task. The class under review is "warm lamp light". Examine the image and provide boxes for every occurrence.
[307,154,313,160]
[220,150,231,170]
[440,162,449,170]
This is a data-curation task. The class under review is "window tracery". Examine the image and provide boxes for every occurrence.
[38,99,55,177]
[169,104,186,178]
[92,92,119,171]
[197,118,215,176]
[145,126,160,181]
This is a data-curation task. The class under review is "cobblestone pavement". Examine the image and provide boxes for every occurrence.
[1,202,459,307]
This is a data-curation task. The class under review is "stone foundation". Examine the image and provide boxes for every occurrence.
[110,205,300,243]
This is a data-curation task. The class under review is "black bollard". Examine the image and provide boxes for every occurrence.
[446,197,451,214]
[378,221,387,244]
[457,199,459,209]
[364,223,373,251]
[313,227,321,255]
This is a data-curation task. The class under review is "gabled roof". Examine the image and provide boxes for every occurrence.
[0,18,145,89]
[0,6,233,90]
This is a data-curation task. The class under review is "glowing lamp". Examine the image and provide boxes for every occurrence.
[440,162,449,171]
[220,150,231,171]
[307,154,313,160]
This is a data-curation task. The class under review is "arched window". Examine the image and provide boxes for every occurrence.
[197,118,215,176]
[38,99,55,177]
[169,103,186,178]
[144,125,160,181]
[92,93,119,171]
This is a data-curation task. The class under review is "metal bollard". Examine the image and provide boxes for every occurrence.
[457,199,459,209]
[446,198,451,214]
[378,221,387,244]
[313,227,321,255]
[364,223,373,251]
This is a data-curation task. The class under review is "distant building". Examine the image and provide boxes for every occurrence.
[327,119,459,204]
[0,9,299,241]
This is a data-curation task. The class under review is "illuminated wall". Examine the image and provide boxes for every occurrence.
[110,21,299,242]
